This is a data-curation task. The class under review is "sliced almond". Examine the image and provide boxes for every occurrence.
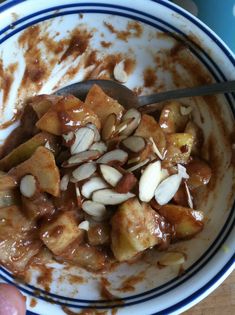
[92,188,135,205]
[149,137,164,160]
[154,173,182,205]
[122,136,146,153]
[158,252,185,266]
[64,150,101,167]
[121,108,141,136]
[113,60,128,83]
[139,160,161,202]
[180,105,192,116]
[191,210,204,221]
[127,158,149,172]
[97,149,128,165]
[82,200,106,217]
[71,127,95,154]
[86,123,101,142]
[178,164,189,179]
[75,183,82,208]
[81,176,108,199]
[60,174,70,191]
[101,113,117,141]
[20,174,37,198]
[127,156,141,165]
[72,162,97,182]
[115,172,137,193]
[160,168,170,182]
[184,181,193,209]
[113,118,133,136]
[99,164,123,186]
[62,131,75,146]
[90,141,107,154]
[78,220,90,231]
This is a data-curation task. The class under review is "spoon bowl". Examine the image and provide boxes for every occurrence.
[55,79,235,112]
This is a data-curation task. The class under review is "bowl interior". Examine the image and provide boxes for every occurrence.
[0,1,234,314]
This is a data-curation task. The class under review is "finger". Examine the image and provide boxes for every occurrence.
[0,283,26,315]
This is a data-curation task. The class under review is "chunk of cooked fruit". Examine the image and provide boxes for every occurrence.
[29,94,63,118]
[159,101,188,133]
[0,173,17,191]
[185,121,203,155]
[0,205,41,274]
[36,94,100,135]
[111,198,169,261]
[87,222,110,246]
[165,133,194,164]
[40,211,82,256]
[56,243,108,271]
[158,204,204,240]
[186,158,212,190]
[135,114,166,156]
[85,84,124,124]
[0,132,59,172]
[21,194,55,220]
[0,205,35,232]
[9,146,60,197]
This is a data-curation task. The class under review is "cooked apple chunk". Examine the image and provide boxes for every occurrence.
[0,132,59,171]
[9,146,60,197]
[36,94,101,135]
[135,114,166,156]
[0,206,41,274]
[40,211,82,256]
[111,198,169,261]
[165,133,194,164]
[85,84,124,124]
[159,101,188,133]
[158,204,204,239]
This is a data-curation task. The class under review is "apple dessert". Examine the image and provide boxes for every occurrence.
[0,84,212,275]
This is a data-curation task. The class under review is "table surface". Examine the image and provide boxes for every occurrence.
[183,271,235,315]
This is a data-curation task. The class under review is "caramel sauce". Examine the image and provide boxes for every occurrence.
[143,67,157,88]
[124,57,136,75]
[62,306,107,315]
[101,41,112,48]
[30,298,37,308]
[117,271,145,292]
[104,21,143,42]
[68,274,85,284]
[36,265,53,292]
[0,110,21,130]
[0,60,18,106]
[60,28,92,62]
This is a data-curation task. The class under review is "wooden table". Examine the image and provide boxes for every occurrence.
[183,271,234,314]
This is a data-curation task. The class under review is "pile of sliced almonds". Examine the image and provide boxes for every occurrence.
[47,106,195,226]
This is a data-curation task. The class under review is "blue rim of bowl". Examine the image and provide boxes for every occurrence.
[0,0,234,312]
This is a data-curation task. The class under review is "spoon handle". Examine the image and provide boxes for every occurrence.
[137,80,235,110]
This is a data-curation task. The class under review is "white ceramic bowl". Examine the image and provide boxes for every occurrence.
[0,1,234,314]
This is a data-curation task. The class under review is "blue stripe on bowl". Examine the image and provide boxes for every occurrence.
[0,1,234,312]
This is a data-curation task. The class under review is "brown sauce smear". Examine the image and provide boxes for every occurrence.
[0,110,21,130]
[101,41,112,48]
[68,274,85,284]
[117,271,145,292]
[0,60,18,107]
[60,28,92,62]
[143,67,157,88]
[62,306,108,315]
[104,21,143,42]
[30,298,37,308]
[36,265,53,292]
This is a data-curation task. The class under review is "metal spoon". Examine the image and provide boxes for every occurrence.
[56,79,235,112]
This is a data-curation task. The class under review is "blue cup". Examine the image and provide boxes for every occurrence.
[172,0,235,53]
